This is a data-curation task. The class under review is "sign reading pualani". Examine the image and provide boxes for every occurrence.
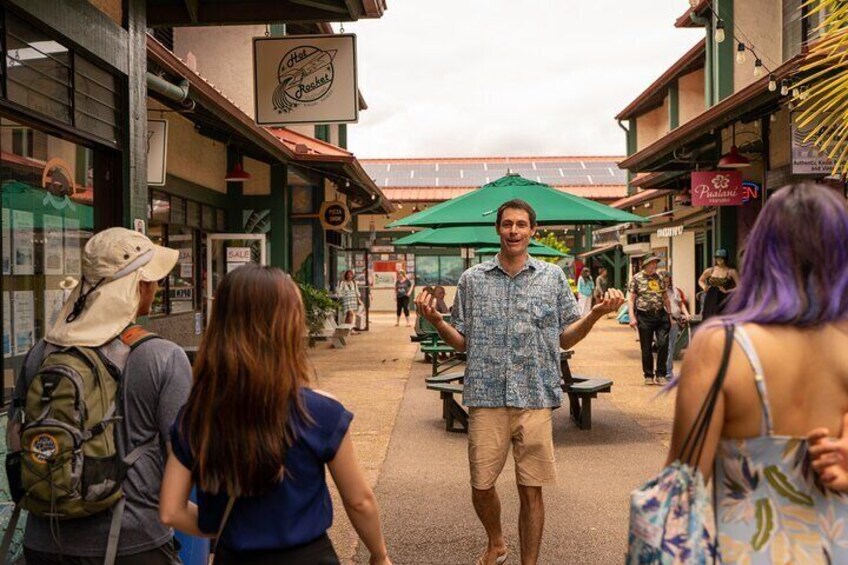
[690,171,744,207]
[253,34,358,126]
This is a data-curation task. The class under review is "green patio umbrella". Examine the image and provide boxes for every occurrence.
[388,173,646,228]
[475,245,567,258]
[393,226,555,249]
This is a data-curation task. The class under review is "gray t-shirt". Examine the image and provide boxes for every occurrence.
[9,337,192,557]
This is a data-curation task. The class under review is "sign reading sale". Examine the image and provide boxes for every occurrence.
[690,171,744,207]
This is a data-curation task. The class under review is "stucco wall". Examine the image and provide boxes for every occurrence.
[88,0,122,26]
[174,26,262,116]
[242,157,271,195]
[144,312,201,348]
[148,101,227,194]
[671,231,696,311]
[770,107,791,169]
[636,97,670,151]
[678,70,706,126]
[734,0,782,93]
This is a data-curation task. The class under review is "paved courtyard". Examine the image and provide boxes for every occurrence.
[308,313,677,564]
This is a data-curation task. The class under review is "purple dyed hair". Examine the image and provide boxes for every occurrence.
[712,183,848,328]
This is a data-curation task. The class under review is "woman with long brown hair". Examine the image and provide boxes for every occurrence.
[159,264,391,565]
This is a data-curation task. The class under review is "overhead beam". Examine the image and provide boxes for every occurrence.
[184,0,200,22]
[148,1,359,26]
[291,0,350,15]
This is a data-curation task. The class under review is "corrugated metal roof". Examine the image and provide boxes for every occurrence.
[383,185,627,202]
[362,157,627,190]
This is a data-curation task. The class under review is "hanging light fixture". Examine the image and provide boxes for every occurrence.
[714,19,726,44]
[768,74,777,92]
[753,59,764,78]
[718,124,751,169]
[736,43,746,64]
[780,79,790,96]
[225,162,251,182]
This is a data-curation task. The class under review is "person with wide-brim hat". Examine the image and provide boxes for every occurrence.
[9,227,194,564]
[627,254,672,385]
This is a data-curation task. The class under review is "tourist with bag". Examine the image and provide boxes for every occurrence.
[628,183,848,563]
[159,264,391,565]
[3,228,191,565]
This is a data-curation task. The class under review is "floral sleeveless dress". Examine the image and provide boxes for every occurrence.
[714,326,848,564]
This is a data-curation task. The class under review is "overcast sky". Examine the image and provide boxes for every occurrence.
[343,1,702,159]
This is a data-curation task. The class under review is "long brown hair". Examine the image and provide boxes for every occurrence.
[183,264,312,496]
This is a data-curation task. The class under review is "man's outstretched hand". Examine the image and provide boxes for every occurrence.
[415,289,444,326]
[593,289,625,317]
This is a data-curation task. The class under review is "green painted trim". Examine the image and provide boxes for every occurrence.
[669,82,680,130]
[226,146,244,231]
[705,21,715,107]
[627,118,638,156]
[715,0,734,102]
[338,124,348,150]
[7,0,129,75]
[715,206,737,261]
[270,24,286,36]
[158,175,228,209]
[270,163,288,269]
[124,0,146,229]
[314,125,330,142]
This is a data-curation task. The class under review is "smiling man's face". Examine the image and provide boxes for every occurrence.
[497,207,536,259]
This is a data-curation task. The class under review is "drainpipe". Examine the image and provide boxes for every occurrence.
[147,73,195,110]
[618,120,635,196]
[351,193,385,215]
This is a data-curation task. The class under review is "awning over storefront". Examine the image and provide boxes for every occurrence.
[611,189,673,210]
[619,56,803,174]
[147,0,387,27]
[147,35,393,213]
[577,243,621,260]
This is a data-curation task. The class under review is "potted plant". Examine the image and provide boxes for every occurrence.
[297,281,338,347]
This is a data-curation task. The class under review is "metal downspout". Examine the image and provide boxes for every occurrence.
[146,73,195,109]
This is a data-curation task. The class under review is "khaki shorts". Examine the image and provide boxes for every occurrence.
[468,407,556,490]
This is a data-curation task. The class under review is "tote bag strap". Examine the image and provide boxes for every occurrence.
[211,496,236,565]
[677,323,735,467]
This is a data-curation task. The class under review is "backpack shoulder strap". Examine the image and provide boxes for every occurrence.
[119,324,159,351]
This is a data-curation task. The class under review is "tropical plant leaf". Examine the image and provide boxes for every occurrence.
[793,0,848,176]
[764,465,815,506]
[751,498,775,551]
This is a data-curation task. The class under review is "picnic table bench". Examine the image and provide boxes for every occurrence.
[425,351,612,432]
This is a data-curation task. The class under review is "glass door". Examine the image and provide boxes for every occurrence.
[205,234,267,323]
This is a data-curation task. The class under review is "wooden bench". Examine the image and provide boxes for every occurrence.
[562,377,613,430]
[315,315,354,348]
[425,381,467,432]
[425,371,464,385]
[421,344,465,377]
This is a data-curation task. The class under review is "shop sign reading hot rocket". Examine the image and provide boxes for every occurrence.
[253,34,358,126]
[690,171,744,207]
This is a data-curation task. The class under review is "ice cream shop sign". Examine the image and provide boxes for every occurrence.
[690,171,744,206]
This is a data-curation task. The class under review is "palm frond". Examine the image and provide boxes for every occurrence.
[794,0,848,176]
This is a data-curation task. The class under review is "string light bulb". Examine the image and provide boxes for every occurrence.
[792,86,800,98]
[780,79,790,96]
[753,59,764,78]
[714,20,726,44]
[770,113,777,123]
[689,0,699,7]
[736,43,746,64]
[768,74,777,92]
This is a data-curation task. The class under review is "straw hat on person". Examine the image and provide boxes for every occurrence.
[46,228,178,347]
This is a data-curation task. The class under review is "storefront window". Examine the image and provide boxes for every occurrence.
[147,191,224,317]
[1,117,95,403]
[415,255,466,286]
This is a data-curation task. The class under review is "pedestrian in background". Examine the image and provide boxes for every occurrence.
[160,265,391,565]
[416,199,623,565]
[433,285,450,314]
[662,271,690,380]
[697,248,739,319]
[627,256,671,385]
[338,269,362,330]
[395,270,413,327]
[577,268,595,317]
[664,183,848,563]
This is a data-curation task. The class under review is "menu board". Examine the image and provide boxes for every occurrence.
[12,210,34,275]
[13,291,34,355]
[43,214,65,275]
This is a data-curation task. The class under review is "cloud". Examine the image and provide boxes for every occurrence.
[345,1,702,158]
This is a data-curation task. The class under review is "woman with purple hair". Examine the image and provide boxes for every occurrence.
[663,184,848,563]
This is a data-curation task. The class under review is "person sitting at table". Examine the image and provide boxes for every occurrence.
[433,286,450,315]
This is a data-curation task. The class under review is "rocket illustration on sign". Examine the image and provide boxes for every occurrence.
[273,45,337,113]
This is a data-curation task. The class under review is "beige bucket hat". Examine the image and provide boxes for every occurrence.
[46,227,179,347]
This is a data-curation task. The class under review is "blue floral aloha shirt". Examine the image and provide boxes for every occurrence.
[452,255,581,409]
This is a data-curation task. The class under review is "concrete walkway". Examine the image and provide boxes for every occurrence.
[311,314,679,563]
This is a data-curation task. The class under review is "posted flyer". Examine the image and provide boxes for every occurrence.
[13,290,34,355]
[43,214,65,275]
[12,210,34,275]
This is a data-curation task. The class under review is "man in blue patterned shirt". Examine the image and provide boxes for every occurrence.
[417,199,624,565]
